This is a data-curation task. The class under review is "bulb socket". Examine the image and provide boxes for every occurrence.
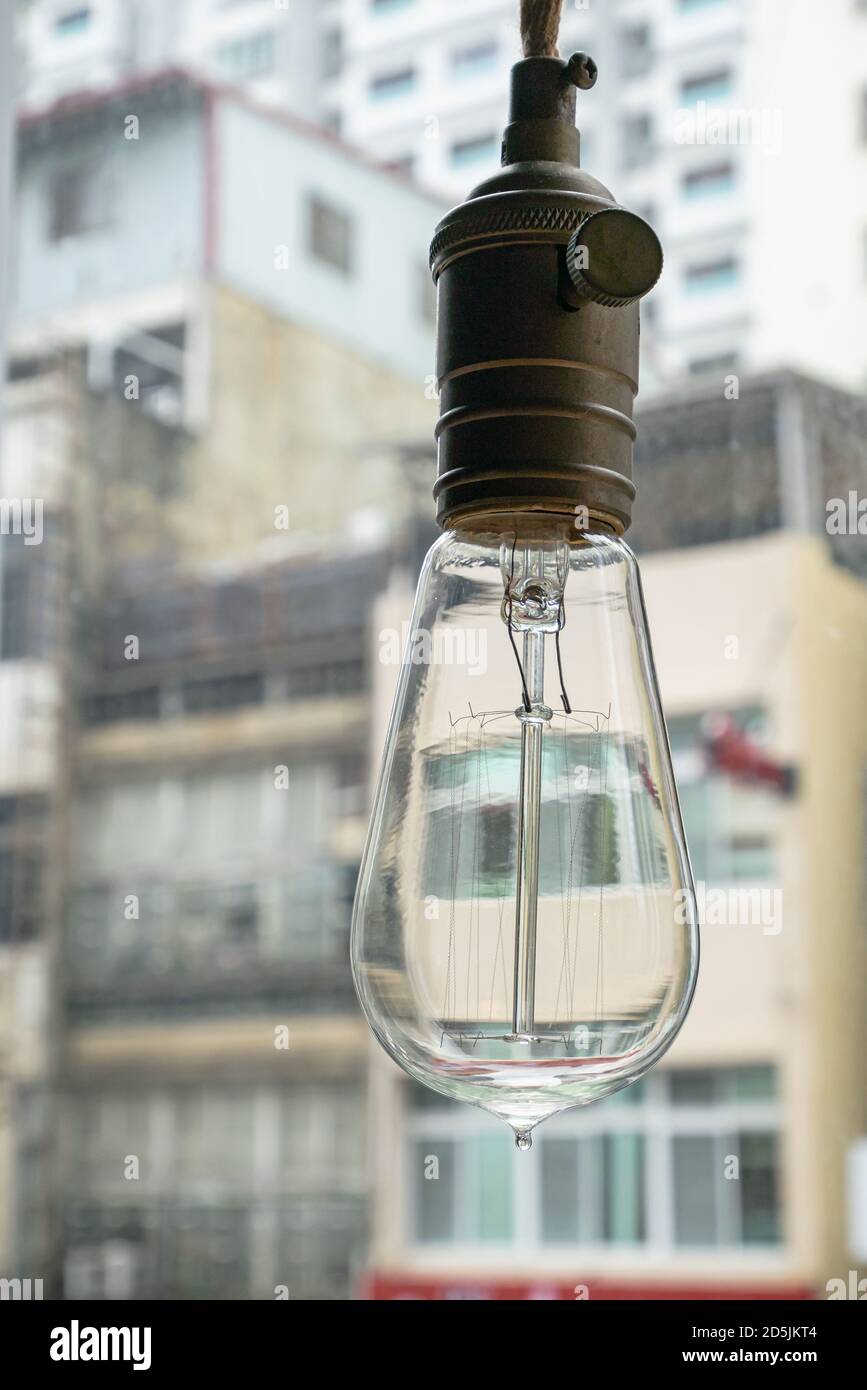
[430,55,658,535]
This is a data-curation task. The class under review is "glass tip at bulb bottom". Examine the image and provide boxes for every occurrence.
[514,1129,533,1152]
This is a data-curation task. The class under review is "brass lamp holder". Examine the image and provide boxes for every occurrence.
[430,54,662,535]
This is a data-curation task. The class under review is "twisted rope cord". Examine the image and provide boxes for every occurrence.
[520,0,564,58]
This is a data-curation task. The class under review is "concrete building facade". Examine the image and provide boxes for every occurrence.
[327,0,867,391]
[0,70,437,1294]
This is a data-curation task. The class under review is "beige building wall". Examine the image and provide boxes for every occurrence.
[363,532,867,1293]
[97,284,438,573]
[794,544,867,1286]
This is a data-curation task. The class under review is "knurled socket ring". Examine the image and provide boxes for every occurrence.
[429,193,608,278]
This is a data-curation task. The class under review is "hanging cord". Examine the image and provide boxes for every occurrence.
[520,0,564,58]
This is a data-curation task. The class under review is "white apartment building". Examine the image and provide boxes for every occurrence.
[15,0,333,116]
[327,0,867,391]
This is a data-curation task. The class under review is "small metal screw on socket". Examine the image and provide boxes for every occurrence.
[566,52,598,90]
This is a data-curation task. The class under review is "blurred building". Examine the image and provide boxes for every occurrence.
[0,67,439,1295]
[15,0,333,120]
[360,370,867,1299]
[0,356,406,1298]
[12,68,440,542]
[62,545,390,1299]
[0,369,71,1290]
[328,0,867,391]
[16,2,867,393]
[3,7,867,1305]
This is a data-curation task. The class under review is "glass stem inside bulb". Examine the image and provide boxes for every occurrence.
[511,628,548,1040]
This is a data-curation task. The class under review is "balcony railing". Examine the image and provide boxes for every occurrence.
[64,871,357,1013]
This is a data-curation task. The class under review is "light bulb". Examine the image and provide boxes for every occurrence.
[352,47,700,1144]
[352,516,699,1147]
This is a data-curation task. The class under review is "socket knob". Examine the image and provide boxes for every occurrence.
[565,209,663,308]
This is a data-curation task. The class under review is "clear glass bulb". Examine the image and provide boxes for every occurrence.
[352,517,699,1148]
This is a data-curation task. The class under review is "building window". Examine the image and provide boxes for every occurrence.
[321,26,342,80]
[0,843,45,944]
[681,69,733,104]
[55,7,91,35]
[451,40,499,79]
[412,1132,512,1243]
[176,883,260,960]
[280,1084,366,1188]
[684,256,739,293]
[332,754,367,818]
[81,686,161,725]
[62,1083,366,1299]
[307,195,354,275]
[1,532,57,659]
[48,163,111,241]
[67,755,354,994]
[670,1068,780,1245]
[450,133,498,167]
[542,1130,646,1243]
[181,672,264,714]
[688,353,738,377]
[621,113,654,169]
[668,709,775,882]
[407,1065,781,1250]
[214,31,276,80]
[369,67,416,101]
[422,731,668,904]
[67,863,346,984]
[620,24,652,78]
[14,1087,51,1271]
[682,162,736,198]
